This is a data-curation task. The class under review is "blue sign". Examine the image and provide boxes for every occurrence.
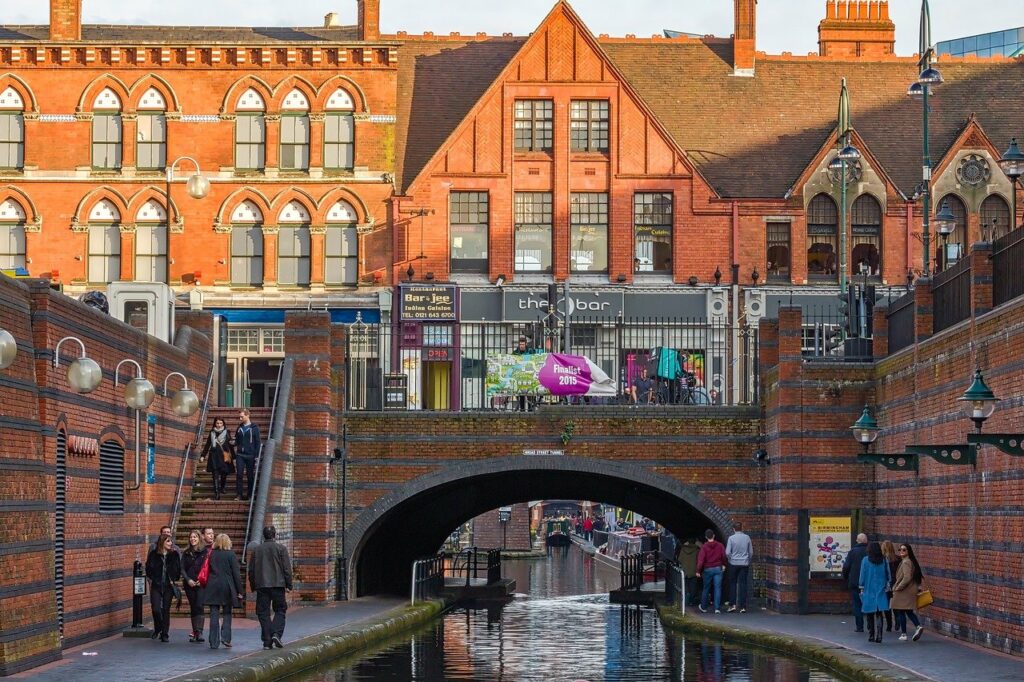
[146,414,157,485]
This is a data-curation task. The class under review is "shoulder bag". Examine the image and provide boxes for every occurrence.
[916,587,933,609]
[197,550,212,588]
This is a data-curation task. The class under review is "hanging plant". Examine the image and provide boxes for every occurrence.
[560,420,576,446]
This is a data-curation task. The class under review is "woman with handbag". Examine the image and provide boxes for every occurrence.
[181,529,207,643]
[891,542,926,641]
[205,534,244,650]
[880,540,900,632]
[145,533,182,642]
[858,541,891,643]
[200,418,235,500]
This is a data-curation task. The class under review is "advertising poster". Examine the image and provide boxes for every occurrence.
[486,352,617,398]
[809,516,852,576]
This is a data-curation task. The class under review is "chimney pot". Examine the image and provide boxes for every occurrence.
[879,1,889,20]
[868,1,878,21]
[324,12,342,28]
[826,1,837,20]
[858,1,869,21]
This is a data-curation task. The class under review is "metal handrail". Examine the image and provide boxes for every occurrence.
[243,361,288,563]
[665,563,686,614]
[169,355,215,532]
[410,553,445,606]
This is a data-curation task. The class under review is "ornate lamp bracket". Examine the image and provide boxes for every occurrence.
[857,453,918,472]
[966,433,1024,457]
[905,444,977,467]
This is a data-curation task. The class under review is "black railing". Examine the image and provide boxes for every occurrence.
[886,289,916,354]
[801,304,874,362]
[170,355,215,533]
[932,257,972,333]
[664,559,685,611]
[445,547,502,586]
[992,226,1024,307]
[346,316,759,411]
[411,552,445,605]
[620,550,661,590]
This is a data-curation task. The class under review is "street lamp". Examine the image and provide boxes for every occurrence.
[166,156,209,281]
[998,138,1024,234]
[851,405,918,471]
[115,359,156,410]
[0,328,16,370]
[53,336,102,393]
[910,0,942,278]
[933,200,956,270]
[163,371,201,418]
[830,78,861,293]
[851,405,879,452]
[957,369,998,433]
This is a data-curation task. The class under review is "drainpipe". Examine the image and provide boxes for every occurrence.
[906,201,915,279]
[127,411,141,491]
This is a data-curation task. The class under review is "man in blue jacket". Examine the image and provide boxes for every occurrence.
[234,409,261,501]
[841,533,869,632]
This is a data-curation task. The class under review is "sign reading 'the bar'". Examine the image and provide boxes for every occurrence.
[400,285,457,321]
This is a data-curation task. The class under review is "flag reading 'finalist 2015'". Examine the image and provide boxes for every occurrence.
[485,352,617,398]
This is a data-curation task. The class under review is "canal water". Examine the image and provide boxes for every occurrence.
[298,545,840,681]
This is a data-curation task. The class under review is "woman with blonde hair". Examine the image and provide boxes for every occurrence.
[880,540,899,632]
[204,534,243,649]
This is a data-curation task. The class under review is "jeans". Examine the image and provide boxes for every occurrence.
[700,566,724,611]
[209,605,233,649]
[150,585,172,636]
[730,564,750,609]
[256,587,288,645]
[895,609,921,634]
[849,589,864,631]
[184,585,205,636]
[236,456,256,499]
[684,576,701,606]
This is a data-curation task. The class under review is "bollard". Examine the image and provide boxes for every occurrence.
[132,560,146,628]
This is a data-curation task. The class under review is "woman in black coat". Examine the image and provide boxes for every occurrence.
[200,417,235,500]
[204,533,244,650]
[145,534,182,642]
[180,529,207,643]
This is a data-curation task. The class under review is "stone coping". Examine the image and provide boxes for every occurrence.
[168,599,450,682]
[656,605,930,682]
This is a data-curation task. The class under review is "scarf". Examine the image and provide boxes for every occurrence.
[209,427,227,451]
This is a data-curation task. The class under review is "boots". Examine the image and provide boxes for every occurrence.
[867,614,877,643]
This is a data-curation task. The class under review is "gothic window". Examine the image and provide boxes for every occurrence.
[230,200,264,286]
[938,194,967,263]
[325,88,355,171]
[277,200,311,287]
[135,199,167,282]
[0,86,25,169]
[851,194,882,277]
[92,88,122,170]
[325,200,359,285]
[807,193,838,279]
[981,194,1011,240]
[235,88,266,171]
[0,197,26,270]
[88,199,121,283]
[280,88,310,171]
[136,87,167,171]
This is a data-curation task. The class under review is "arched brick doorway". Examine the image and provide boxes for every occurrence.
[347,455,735,596]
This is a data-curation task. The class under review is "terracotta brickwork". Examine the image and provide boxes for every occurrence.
[0,274,211,674]
[818,1,896,58]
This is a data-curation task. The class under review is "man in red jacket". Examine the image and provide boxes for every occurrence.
[582,515,594,542]
[696,528,726,613]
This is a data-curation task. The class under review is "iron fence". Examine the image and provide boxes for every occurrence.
[410,552,445,606]
[445,547,502,586]
[886,289,916,355]
[992,225,1024,307]
[345,316,759,411]
[801,304,874,362]
[620,549,662,590]
[932,257,972,334]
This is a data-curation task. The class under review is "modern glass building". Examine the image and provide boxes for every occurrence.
[937,27,1024,58]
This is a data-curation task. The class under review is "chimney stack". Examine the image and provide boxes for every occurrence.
[733,0,757,76]
[50,0,83,42]
[818,1,895,57]
[324,12,342,29]
[357,0,380,41]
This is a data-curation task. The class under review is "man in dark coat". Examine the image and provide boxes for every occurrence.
[234,409,262,500]
[248,525,293,649]
[842,533,870,633]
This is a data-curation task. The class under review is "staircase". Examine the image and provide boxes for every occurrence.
[173,407,272,617]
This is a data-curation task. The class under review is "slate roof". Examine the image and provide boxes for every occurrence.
[0,24,360,43]
[395,38,525,193]
[392,32,1024,198]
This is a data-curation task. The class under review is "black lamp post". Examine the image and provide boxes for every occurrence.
[933,199,956,270]
[998,137,1024,234]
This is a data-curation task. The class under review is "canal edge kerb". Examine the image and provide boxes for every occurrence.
[655,605,932,682]
[166,599,453,682]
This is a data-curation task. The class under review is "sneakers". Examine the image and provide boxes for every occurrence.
[223,641,232,649]
[698,605,707,613]
[271,635,283,649]
[714,609,721,614]
[913,626,924,641]
[727,605,737,613]
[740,608,746,613]
[263,644,273,650]
[898,633,908,641]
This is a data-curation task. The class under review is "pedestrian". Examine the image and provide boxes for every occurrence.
[181,529,207,643]
[202,526,216,552]
[841,532,869,633]
[248,525,293,650]
[858,541,892,643]
[582,515,594,542]
[149,525,181,553]
[145,533,181,643]
[880,539,900,633]
[200,417,235,500]
[234,409,261,501]
[891,542,925,642]
[205,534,244,650]
[675,536,702,607]
[696,528,726,614]
[725,522,753,613]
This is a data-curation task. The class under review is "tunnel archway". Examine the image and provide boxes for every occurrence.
[348,455,736,596]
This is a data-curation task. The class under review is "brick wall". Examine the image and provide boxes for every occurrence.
[471,503,532,551]
[0,274,211,674]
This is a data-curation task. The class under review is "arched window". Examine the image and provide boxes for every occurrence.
[136,87,167,171]
[980,194,1011,240]
[92,88,123,170]
[0,86,25,169]
[326,200,359,285]
[88,199,121,283]
[280,88,310,170]
[277,200,311,287]
[230,200,264,286]
[0,197,27,270]
[938,194,967,263]
[807,193,838,279]
[235,88,266,171]
[135,198,167,282]
[851,194,882,277]
[325,88,355,171]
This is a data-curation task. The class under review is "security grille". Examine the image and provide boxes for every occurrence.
[99,440,125,515]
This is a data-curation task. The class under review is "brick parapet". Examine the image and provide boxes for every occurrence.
[970,241,994,317]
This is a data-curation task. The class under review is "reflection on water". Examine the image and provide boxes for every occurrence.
[299,546,838,681]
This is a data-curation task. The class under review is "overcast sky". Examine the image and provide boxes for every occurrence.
[6,1,1022,56]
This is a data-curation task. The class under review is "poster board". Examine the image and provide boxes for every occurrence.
[809,516,851,576]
